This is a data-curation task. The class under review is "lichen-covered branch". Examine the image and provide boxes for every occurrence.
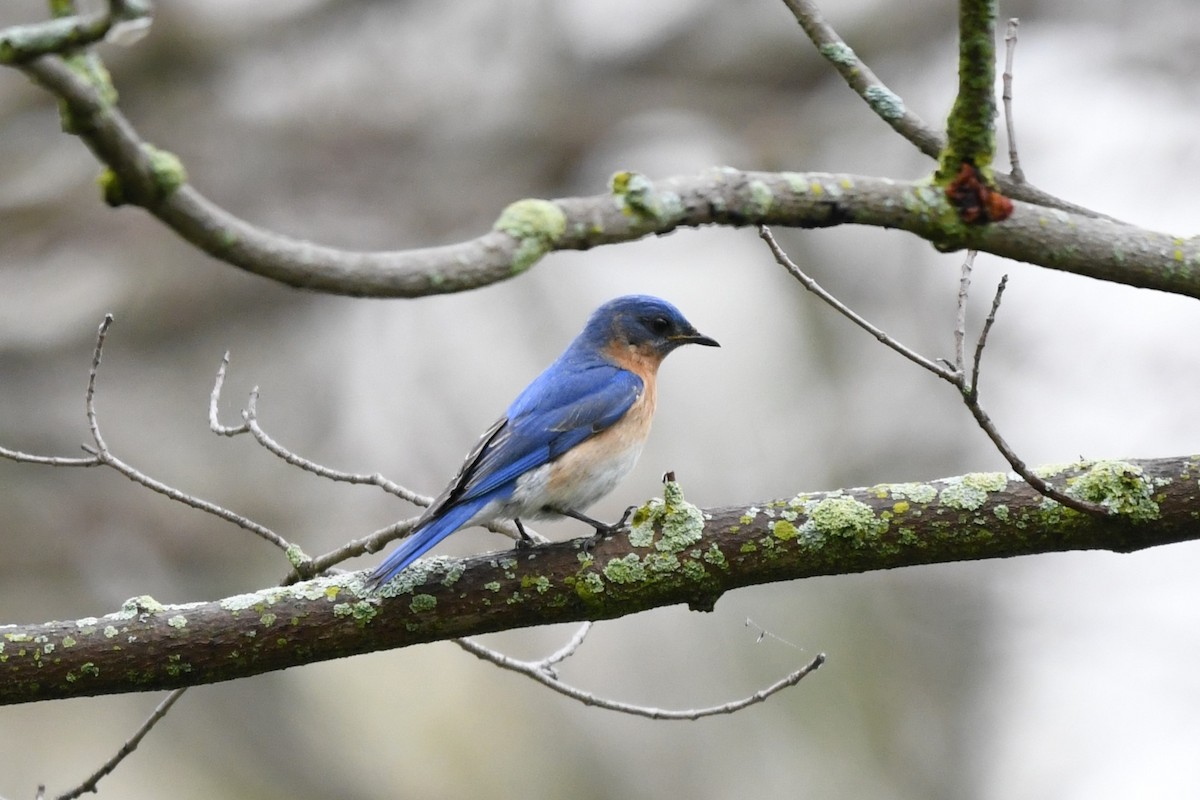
[781,0,943,159]
[3,457,1196,706]
[938,0,999,182]
[10,55,1197,299]
[0,0,149,64]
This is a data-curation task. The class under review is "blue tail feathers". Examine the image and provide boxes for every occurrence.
[366,500,486,588]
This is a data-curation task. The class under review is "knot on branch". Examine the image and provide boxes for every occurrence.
[945,162,1013,225]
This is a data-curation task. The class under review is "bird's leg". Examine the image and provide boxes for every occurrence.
[513,517,535,549]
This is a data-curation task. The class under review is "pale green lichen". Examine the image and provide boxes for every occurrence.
[61,636,77,648]
[771,519,798,541]
[145,145,188,195]
[580,572,606,596]
[603,553,647,584]
[284,543,310,570]
[888,482,939,504]
[370,558,454,598]
[993,504,1010,522]
[863,86,905,120]
[627,480,706,556]
[610,171,684,223]
[118,595,166,618]
[702,544,727,568]
[802,496,886,543]
[681,560,708,582]
[408,594,437,614]
[745,179,773,218]
[334,601,379,627]
[440,562,466,587]
[484,581,502,592]
[166,615,188,629]
[818,42,857,66]
[492,198,566,274]
[1067,460,1159,521]
[103,626,119,639]
[939,472,1008,511]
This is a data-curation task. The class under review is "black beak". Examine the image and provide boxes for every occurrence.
[677,331,720,348]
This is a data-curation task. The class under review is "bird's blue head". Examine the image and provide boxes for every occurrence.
[580,295,719,364]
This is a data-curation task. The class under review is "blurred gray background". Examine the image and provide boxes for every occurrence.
[3,0,1200,798]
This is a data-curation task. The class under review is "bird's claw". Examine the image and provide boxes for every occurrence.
[580,505,637,555]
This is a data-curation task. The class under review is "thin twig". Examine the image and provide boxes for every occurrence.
[762,227,1110,517]
[956,279,1107,515]
[954,252,975,373]
[208,352,249,436]
[1002,18,1026,183]
[0,447,100,467]
[780,0,943,159]
[210,354,424,501]
[541,622,593,672]
[211,351,544,570]
[456,636,825,720]
[244,388,426,504]
[84,314,114,455]
[967,274,1008,400]
[758,225,956,381]
[55,688,186,800]
[77,317,296,552]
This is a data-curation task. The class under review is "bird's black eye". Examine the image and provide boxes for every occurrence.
[647,315,672,335]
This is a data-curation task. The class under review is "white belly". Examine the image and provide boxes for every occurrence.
[508,437,646,519]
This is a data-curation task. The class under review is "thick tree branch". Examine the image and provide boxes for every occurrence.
[13,55,1197,299]
[2,457,1194,706]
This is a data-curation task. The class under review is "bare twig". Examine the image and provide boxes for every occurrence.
[0,315,298,554]
[55,688,186,800]
[1002,18,1026,183]
[953,252,975,372]
[456,634,825,720]
[210,354,421,500]
[967,273,1007,399]
[84,314,115,455]
[541,622,593,672]
[780,0,942,159]
[758,226,955,381]
[760,227,1110,517]
[210,351,544,571]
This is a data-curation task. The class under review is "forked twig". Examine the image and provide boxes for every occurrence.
[55,688,186,800]
[457,626,825,720]
[1002,18,1026,183]
[759,226,1109,516]
[210,352,545,566]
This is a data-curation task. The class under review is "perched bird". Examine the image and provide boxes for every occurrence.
[366,295,718,587]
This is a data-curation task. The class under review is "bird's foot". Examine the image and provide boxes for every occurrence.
[572,505,637,555]
[512,518,535,549]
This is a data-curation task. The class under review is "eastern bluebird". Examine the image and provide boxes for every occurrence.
[366,295,718,587]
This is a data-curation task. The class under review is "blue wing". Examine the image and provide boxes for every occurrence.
[449,360,642,505]
[366,360,641,586]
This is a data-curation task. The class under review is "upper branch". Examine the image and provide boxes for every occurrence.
[0,0,149,64]
[15,55,1198,298]
[1,457,1194,706]
[938,0,999,182]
